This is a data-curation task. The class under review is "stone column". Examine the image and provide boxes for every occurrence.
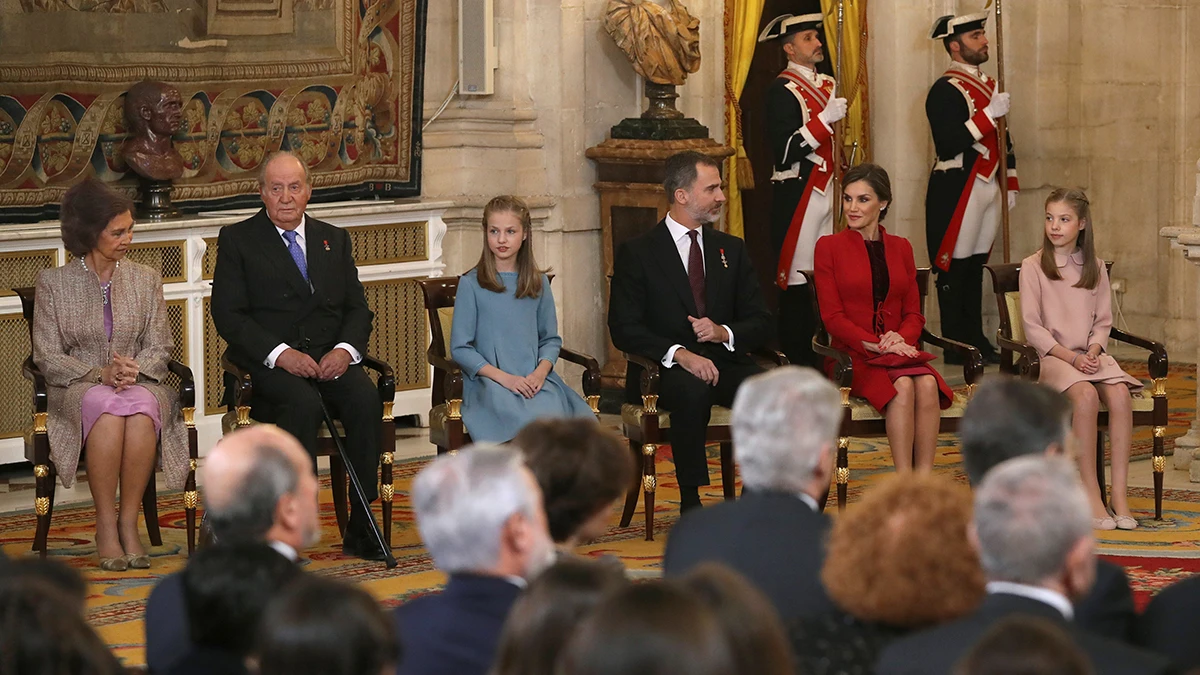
[1158,160,1200,479]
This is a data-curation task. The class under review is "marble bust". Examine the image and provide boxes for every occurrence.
[604,0,701,86]
[122,81,185,182]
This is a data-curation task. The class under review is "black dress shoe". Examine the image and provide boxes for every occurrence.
[979,349,1001,366]
[342,514,388,561]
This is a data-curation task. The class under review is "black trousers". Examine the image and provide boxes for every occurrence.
[935,253,992,351]
[252,362,383,504]
[659,360,763,488]
[778,284,820,369]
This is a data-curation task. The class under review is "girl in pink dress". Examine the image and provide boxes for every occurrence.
[1019,188,1142,530]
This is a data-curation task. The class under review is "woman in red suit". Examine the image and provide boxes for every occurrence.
[813,164,952,472]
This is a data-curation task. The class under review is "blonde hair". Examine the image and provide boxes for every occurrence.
[474,196,548,299]
[1039,188,1100,290]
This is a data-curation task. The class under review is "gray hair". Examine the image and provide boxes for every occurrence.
[731,366,842,492]
[973,456,1092,584]
[257,151,311,188]
[411,444,540,573]
[206,444,299,544]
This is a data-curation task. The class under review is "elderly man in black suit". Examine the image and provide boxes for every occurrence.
[663,365,837,623]
[959,378,1138,642]
[144,425,319,674]
[608,150,772,511]
[211,151,383,560]
[876,456,1171,675]
[394,444,555,675]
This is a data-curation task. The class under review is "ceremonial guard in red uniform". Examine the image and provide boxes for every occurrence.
[760,13,847,368]
[925,12,1018,365]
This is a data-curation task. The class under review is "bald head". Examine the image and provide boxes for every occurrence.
[203,425,319,548]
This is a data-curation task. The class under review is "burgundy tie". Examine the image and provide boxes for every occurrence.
[687,230,706,317]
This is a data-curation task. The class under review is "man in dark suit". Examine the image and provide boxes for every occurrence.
[1135,575,1200,668]
[608,150,772,511]
[211,151,383,560]
[145,425,318,674]
[960,378,1137,641]
[876,456,1171,675]
[663,366,837,622]
[394,444,555,675]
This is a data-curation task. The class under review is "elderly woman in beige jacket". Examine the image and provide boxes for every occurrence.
[33,178,186,570]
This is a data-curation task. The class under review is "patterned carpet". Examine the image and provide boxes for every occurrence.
[0,359,1194,667]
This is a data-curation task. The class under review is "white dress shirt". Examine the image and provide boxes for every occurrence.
[269,539,299,562]
[264,215,363,369]
[661,214,735,368]
[985,581,1075,620]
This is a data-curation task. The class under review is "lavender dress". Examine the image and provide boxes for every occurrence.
[79,283,161,441]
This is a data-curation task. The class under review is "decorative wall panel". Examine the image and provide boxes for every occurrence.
[0,250,58,297]
[363,278,426,391]
[349,221,426,265]
[0,313,31,440]
[0,0,428,219]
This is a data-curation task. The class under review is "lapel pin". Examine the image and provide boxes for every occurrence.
[323,239,331,251]
[719,248,728,268]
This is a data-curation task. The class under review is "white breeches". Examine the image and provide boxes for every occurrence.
[787,188,834,285]
[952,175,1001,259]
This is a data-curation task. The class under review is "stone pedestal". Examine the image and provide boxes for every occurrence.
[1158,159,1200,479]
[585,137,735,396]
[135,177,181,221]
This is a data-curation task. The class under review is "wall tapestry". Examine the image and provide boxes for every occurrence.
[0,0,427,220]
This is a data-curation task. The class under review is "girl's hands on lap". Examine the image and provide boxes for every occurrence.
[500,372,536,399]
[521,370,546,397]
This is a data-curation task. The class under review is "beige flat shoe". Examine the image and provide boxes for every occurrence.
[1113,514,1138,530]
[1092,517,1116,530]
[99,556,129,572]
[122,553,151,569]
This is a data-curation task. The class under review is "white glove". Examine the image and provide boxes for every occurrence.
[817,97,848,126]
[984,92,1011,119]
[1007,191,1018,210]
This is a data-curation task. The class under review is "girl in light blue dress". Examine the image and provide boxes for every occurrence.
[450,195,595,442]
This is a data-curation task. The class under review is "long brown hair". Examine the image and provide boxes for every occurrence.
[474,195,548,299]
[1039,188,1100,290]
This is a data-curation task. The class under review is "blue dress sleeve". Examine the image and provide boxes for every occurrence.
[450,274,489,378]
[536,276,562,365]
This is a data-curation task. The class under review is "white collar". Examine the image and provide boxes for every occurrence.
[797,492,820,512]
[274,214,307,240]
[986,581,1074,620]
[503,575,528,589]
[665,213,701,243]
[268,539,299,562]
[787,61,818,82]
[949,60,984,79]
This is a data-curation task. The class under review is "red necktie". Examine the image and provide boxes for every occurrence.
[687,230,706,317]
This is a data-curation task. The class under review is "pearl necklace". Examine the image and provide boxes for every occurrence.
[79,257,118,306]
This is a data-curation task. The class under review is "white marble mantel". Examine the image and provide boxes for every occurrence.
[1158,160,1200,479]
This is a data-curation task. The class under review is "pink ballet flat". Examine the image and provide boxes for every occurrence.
[1092,517,1116,530]
[1113,514,1138,530]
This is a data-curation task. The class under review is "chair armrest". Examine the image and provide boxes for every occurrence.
[1110,328,1169,380]
[812,339,853,388]
[426,348,464,402]
[166,360,196,409]
[624,352,662,399]
[360,353,397,400]
[750,348,790,368]
[997,335,1041,380]
[220,353,254,408]
[21,357,47,415]
[558,347,602,397]
[921,331,984,385]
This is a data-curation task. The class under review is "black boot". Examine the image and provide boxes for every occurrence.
[342,503,387,561]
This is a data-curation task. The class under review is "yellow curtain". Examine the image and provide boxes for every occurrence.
[722,0,765,238]
[820,0,871,167]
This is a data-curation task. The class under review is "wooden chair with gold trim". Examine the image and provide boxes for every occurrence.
[220,353,398,547]
[15,286,200,557]
[985,261,1169,519]
[616,347,789,542]
[801,269,985,511]
[418,276,603,455]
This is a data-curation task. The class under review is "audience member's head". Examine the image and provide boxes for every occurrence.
[954,616,1094,675]
[679,563,795,675]
[491,557,628,675]
[203,424,320,551]
[822,473,984,628]
[515,419,634,547]
[412,444,555,580]
[0,578,124,675]
[731,366,840,500]
[974,456,1095,600]
[960,377,1073,485]
[183,543,301,657]
[0,557,88,615]
[559,580,737,675]
[256,576,398,675]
